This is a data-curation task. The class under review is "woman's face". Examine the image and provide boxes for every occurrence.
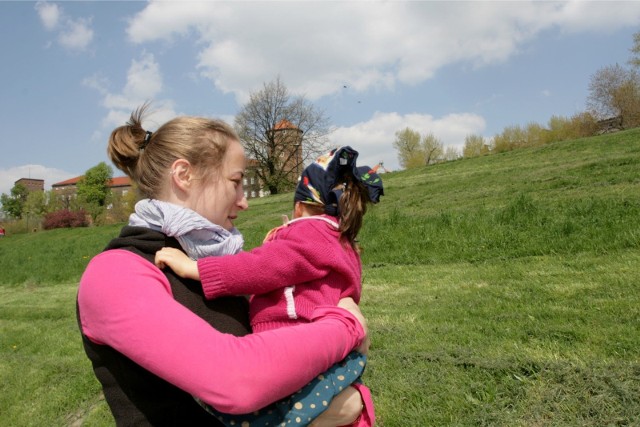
[191,139,249,230]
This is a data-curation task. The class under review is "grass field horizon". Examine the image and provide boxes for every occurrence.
[1,128,639,426]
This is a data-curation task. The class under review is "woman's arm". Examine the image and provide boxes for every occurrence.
[78,250,365,414]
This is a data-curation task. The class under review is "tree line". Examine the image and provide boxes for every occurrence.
[393,31,640,169]
[1,76,329,232]
[4,30,639,229]
[0,162,137,233]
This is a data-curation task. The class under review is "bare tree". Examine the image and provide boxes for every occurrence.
[421,132,444,165]
[629,30,640,70]
[234,77,331,194]
[443,146,460,162]
[587,63,640,128]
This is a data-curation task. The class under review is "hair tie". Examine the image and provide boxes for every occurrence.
[141,131,153,150]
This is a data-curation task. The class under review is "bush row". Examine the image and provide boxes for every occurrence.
[43,209,89,230]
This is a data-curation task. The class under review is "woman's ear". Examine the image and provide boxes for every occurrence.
[170,159,193,191]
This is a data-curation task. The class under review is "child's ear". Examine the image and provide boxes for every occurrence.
[293,201,304,218]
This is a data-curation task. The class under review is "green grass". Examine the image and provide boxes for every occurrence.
[1,129,640,425]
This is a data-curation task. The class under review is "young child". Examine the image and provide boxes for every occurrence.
[156,146,383,426]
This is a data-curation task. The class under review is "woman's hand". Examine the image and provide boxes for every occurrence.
[309,386,363,427]
[337,297,369,355]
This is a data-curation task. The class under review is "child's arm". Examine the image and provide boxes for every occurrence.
[155,247,199,280]
[198,228,341,299]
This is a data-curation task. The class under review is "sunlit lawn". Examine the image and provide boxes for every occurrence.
[1,129,639,425]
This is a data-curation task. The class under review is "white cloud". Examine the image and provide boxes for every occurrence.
[58,17,94,51]
[34,2,94,51]
[329,111,486,171]
[125,1,640,103]
[35,1,60,30]
[126,1,213,43]
[555,1,640,32]
[82,73,109,95]
[0,165,75,197]
[85,52,177,131]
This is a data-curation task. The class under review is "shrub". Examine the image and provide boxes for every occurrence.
[43,209,89,230]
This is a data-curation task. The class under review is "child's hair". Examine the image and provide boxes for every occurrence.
[293,146,383,250]
[107,103,239,199]
[337,173,370,247]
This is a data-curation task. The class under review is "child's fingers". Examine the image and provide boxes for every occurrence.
[154,255,165,269]
[155,248,170,269]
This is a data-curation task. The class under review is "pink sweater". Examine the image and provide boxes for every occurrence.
[77,249,364,414]
[197,216,362,332]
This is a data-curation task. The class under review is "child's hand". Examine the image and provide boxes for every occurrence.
[155,247,200,280]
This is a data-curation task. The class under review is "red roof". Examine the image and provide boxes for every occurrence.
[52,175,131,188]
[109,176,131,187]
[52,176,83,187]
[274,120,299,130]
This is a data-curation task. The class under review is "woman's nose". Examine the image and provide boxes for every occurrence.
[238,196,249,211]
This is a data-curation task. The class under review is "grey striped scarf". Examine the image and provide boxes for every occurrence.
[129,199,244,260]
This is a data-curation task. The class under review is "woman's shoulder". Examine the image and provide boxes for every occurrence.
[81,249,170,294]
[86,248,150,269]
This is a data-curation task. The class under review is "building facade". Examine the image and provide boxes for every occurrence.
[51,176,133,208]
[243,159,266,199]
[15,178,44,193]
[270,119,304,192]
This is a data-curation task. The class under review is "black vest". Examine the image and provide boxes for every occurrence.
[77,226,251,426]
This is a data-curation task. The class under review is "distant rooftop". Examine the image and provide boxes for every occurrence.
[52,176,131,188]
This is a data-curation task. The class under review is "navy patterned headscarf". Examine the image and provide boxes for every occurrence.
[294,146,384,216]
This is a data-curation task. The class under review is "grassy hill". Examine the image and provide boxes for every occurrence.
[1,129,639,425]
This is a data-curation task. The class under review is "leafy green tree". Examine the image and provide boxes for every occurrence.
[24,190,47,217]
[462,134,488,158]
[77,162,113,221]
[0,183,28,219]
[613,78,640,128]
[393,127,423,169]
[569,111,599,138]
[547,115,572,143]
[393,128,446,168]
[524,122,547,147]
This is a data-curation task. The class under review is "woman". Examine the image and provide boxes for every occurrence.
[155,146,381,426]
[77,104,368,426]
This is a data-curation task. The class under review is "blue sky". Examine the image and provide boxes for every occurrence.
[1,1,639,197]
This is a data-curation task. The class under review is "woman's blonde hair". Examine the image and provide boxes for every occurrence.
[107,103,239,198]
